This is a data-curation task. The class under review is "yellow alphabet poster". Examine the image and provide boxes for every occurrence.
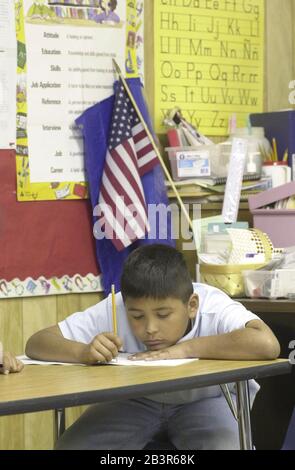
[154,0,264,136]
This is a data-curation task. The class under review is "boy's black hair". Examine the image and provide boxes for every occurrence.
[121,244,193,304]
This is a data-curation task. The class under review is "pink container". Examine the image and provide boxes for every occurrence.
[250,209,295,247]
[249,181,295,248]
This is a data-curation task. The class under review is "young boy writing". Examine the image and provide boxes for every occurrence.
[0,341,24,375]
[26,245,280,450]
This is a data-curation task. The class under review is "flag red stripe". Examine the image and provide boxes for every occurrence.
[112,140,137,170]
[137,143,155,159]
[98,194,127,252]
[138,159,160,177]
[133,128,146,144]
[122,139,140,169]
[104,164,148,229]
[111,145,146,206]
[101,185,147,248]
[122,139,148,198]
[100,186,126,230]
[100,186,140,250]
[101,162,148,235]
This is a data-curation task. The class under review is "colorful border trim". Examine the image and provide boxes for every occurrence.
[0,274,103,298]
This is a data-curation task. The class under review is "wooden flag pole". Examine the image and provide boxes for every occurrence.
[112,60,193,232]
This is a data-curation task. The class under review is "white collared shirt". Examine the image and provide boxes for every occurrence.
[59,283,260,404]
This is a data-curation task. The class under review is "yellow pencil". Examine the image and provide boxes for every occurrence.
[283,148,289,162]
[272,138,278,162]
[111,284,117,335]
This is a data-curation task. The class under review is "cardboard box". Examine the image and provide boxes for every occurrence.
[249,181,295,248]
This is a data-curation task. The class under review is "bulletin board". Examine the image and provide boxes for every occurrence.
[15,0,144,201]
[0,1,144,298]
[0,149,102,299]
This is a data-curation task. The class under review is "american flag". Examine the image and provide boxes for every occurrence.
[98,80,159,251]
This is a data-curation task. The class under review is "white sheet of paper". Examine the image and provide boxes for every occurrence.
[109,353,198,367]
[17,355,84,366]
[17,353,198,367]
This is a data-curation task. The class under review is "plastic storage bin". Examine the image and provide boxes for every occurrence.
[165,146,213,181]
[218,127,269,178]
[249,181,295,248]
[243,269,295,299]
[200,262,266,298]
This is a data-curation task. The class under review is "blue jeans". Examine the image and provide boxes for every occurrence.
[55,394,240,450]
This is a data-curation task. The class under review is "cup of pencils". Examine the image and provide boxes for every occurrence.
[261,139,291,188]
[262,141,291,188]
[262,161,291,188]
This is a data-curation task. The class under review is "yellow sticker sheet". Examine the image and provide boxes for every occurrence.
[154,0,264,136]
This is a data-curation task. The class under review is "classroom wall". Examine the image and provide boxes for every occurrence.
[1,0,295,450]
[265,0,295,111]
[0,293,102,450]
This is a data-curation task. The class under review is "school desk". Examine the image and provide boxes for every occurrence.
[0,359,291,450]
[238,299,295,449]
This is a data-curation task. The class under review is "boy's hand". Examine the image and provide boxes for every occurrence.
[128,343,190,362]
[0,352,24,375]
[82,333,123,364]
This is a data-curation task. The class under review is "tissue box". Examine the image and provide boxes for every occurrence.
[165,146,211,181]
[249,181,295,248]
